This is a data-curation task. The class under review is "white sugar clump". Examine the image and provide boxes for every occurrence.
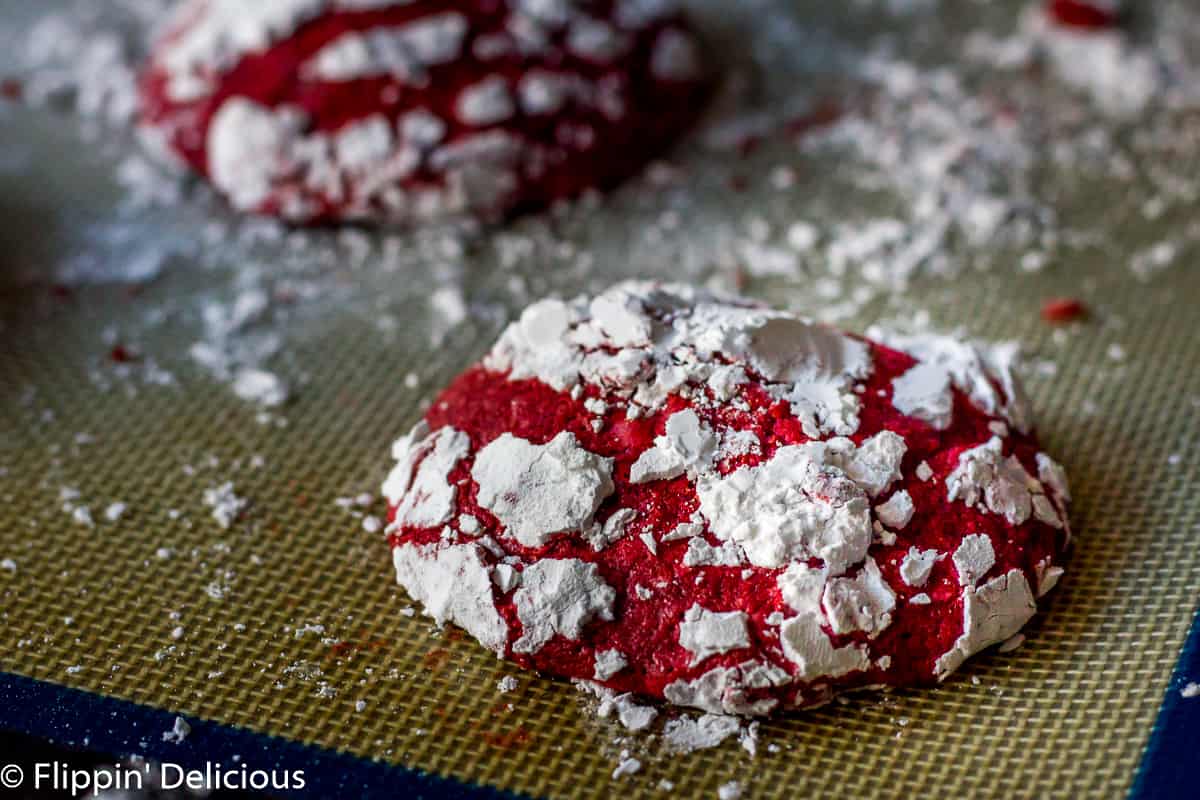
[162,716,191,744]
[393,541,509,654]
[875,490,914,529]
[891,362,954,429]
[947,437,1063,528]
[821,558,895,637]
[662,713,742,753]
[952,534,996,587]
[934,569,1036,679]
[207,99,302,210]
[662,662,785,716]
[678,605,751,666]
[696,443,872,573]
[870,331,1031,434]
[456,76,516,126]
[630,408,718,484]
[512,559,615,654]
[776,562,870,680]
[485,282,872,433]
[203,482,246,529]
[472,432,614,547]
[231,367,289,407]
[899,547,940,588]
[306,13,470,83]
[593,649,628,681]
[388,426,471,529]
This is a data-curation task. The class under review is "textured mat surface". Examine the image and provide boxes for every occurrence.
[1,1,1199,799]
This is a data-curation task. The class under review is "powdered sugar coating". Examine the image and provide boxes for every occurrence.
[512,558,616,654]
[472,431,614,547]
[678,605,751,666]
[393,541,509,653]
[383,282,1070,714]
[140,0,708,225]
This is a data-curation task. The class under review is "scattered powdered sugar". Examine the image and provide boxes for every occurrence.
[231,367,289,408]
[203,482,247,529]
[662,713,742,753]
[19,1,165,126]
[611,754,642,779]
[579,682,660,733]
[5,0,1194,436]
[966,4,1200,117]
[162,716,191,744]
[718,781,744,800]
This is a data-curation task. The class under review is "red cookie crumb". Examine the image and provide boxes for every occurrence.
[139,0,709,226]
[1041,298,1088,323]
[382,282,1071,716]
[1,78,23,102]
[109,344,139,363]
[1046,0,1121,30]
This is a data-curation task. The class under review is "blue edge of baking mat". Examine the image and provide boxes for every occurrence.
[0,672,527,800]
[0,606,1196,800]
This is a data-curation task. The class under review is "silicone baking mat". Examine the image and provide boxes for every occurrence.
[1,1,1199,798]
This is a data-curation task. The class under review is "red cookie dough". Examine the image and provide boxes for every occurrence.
[139,0,708,226]
[382,282,1071,715]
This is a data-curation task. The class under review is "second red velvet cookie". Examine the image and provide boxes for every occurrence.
[140,0,709,226]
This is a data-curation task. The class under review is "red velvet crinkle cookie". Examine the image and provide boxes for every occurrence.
[382,282,1071,715]
[139,0,708,225]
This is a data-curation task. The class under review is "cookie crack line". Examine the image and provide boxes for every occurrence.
[383,281,1071,716]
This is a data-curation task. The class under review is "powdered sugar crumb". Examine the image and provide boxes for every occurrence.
[162,716,191,744]
[718,781,743,800]
[203,482,247,529]
[611,753,642,780]
[662,714,742,753]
